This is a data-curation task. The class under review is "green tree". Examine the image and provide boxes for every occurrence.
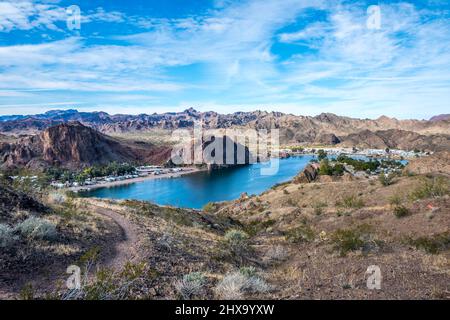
[317,149,328,161]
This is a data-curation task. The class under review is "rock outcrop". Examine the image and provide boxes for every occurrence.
[0,182,50,224]
[293,163,320,183]
[0,122,172,169]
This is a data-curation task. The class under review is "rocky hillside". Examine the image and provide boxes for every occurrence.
[338,129,450,152]
[0,122,171,169]
[429,114,450,122]
[406,151,450,176]
[0,182,50,224]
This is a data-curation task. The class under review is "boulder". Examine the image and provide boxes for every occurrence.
[293,163,319,183]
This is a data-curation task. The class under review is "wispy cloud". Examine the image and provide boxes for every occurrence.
[0,0,449,118]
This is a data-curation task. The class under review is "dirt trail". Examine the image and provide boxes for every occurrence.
[88,203,142,270]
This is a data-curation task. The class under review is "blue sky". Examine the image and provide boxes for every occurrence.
[0,0,449,119]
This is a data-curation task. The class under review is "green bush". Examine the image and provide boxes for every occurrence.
[16,217,57,241]
[221,229,252,264]
[379,172,394,186]
[243,220,275,236]
[393,205,410,218]
[331,224,373,256]
[336,155,380,172]
[407,233,450,254]
[317,149,327,161]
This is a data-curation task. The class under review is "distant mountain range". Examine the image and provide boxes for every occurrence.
[0,108,448,136]
[429,114,450,122]
[0,109,449,165]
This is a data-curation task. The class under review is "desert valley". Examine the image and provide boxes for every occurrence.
[0,109,448,300]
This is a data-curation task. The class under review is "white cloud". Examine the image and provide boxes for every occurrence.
[0,0,449,119]
[0,1,126,32]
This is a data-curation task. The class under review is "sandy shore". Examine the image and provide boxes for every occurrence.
[68,166,206,192]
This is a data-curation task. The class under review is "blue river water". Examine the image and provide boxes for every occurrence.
[79,156,316,209]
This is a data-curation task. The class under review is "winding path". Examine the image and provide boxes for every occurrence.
[88,203,142,270]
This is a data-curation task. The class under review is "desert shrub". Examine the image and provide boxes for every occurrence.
[284,225,315,243]
[312,201,327,215]
[63,262,154,300]
[48,192,67,205]
[175,272,206,300]
[203,202,216,213]
[0,224,17,248]
[331,224,375,256]
[393,205,410,218]
[283,189,290,195]
[219,229,252,264]
[239,266,257,278]
[16,217,57,241]
[388,194,403,206]
[161,207,194,227]
[379,172,394,186]
[336,194,365,209]
[407,233,450,254]
[409,177,449,200]
[214,271,270,299]
[224,229,249,245]
[264,245,289,264]
[243,219,275,236]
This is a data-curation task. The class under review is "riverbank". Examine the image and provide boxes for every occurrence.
[68,166,206,192]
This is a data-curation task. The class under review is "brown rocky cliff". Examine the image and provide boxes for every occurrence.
[293,163,320,183]
[0,122,172,169]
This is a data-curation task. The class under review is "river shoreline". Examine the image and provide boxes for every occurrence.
[68,166,207,192]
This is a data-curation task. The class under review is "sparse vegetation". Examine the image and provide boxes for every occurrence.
[264,245,289,264]
[407,233,450,254]
[243,219,275,236]
[409,176,449,200]
[312,200,327,215]
[214,270,270,299]
[336,194,365,209]
[388,194,403,206]
[62,262,155,300]
[16,217,57,241]
[284,224,315,243]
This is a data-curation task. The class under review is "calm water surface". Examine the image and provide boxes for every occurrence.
[80,156,315,209]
